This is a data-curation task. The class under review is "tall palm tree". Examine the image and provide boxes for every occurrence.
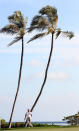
[27,6,74,112]
[0,11,28,128]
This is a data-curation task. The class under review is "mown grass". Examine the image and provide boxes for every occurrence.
[0,126,79,131]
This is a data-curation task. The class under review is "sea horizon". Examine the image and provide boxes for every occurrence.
[11,121,69,126]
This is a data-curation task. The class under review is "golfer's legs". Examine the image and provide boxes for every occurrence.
[25,117,29,127]
[29,122,33,127]
[29,118,33,127]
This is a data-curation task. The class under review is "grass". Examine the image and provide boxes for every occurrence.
[0,126,79,131]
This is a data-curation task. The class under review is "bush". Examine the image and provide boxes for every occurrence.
[0,119,8,128]
[15,122,25,127]
[1,122,25,128]
[1,122,58,128]
[1,123,8,128]
[1,119,6,125]
[33,123,52,127]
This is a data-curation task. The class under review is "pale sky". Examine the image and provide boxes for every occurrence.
[0,0,79,122]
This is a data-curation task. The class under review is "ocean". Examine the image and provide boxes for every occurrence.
[33,121,70,126]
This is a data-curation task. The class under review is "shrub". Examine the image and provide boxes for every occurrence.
[15,122,24,127]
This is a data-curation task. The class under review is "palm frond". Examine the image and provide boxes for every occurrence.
[48,15,58,27]
[8,11,25,28]
[30,15,42,27]
[27,33,46,43]
[55,29,61,39]
[46,27,55,35]
[38,16,49,28]
[39,5,57,16]
[27,26,41,32]
[28,15,49,32]
[62,31,74,39]
[8,11,22,22]
[8,14,15,23]
[39,6,58,27]
[0,24,19,34]
[8,37,21,46]
[24,17,28,25]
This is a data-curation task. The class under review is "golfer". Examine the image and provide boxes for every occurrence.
[24,109,33,127]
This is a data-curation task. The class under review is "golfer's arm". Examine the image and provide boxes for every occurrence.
[24,113,27,120]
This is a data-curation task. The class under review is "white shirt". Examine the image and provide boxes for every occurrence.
[25,111,32,119]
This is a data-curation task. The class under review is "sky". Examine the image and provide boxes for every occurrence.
[0,0,79,122]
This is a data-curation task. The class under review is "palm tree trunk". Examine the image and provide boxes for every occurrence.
[30,33,54,112]
[9,37,24,128]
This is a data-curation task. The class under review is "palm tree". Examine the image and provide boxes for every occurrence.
[0,11,28,128]
[27,6,74,112]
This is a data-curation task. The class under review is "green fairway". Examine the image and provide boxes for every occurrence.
[2,127,79,131]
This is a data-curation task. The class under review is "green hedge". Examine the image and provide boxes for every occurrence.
[1,122,57,128]
[1,122,25,128]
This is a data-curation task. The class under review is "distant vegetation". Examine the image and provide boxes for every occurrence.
[63,112,79,126]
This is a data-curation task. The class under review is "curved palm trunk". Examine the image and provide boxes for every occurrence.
[9,37,24,128]
[30,33,54,112]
